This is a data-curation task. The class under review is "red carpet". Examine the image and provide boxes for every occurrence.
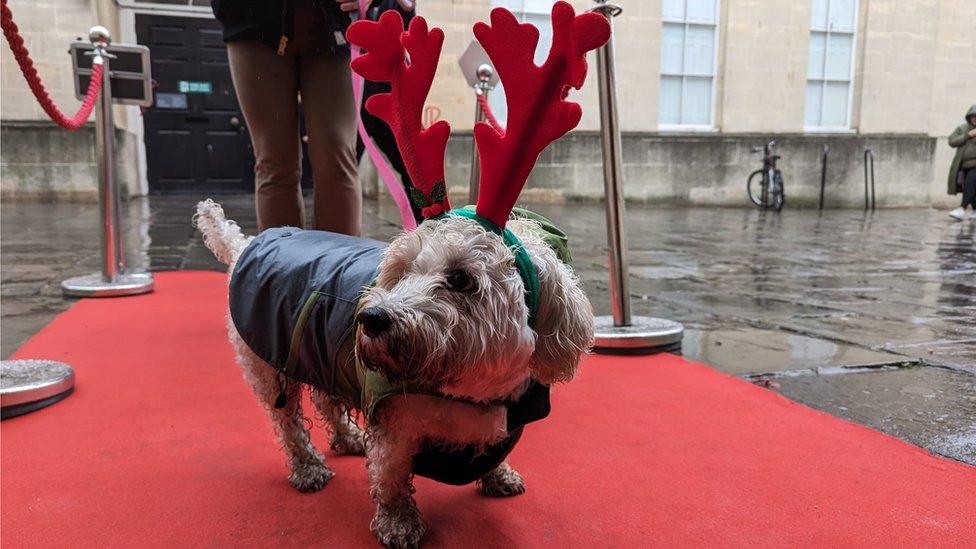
[2,271,974,547]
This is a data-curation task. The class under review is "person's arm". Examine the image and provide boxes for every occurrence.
[948,125,970,148]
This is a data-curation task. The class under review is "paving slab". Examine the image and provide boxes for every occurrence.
[773,366,976,465]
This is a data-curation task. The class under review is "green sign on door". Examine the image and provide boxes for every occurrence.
[177,80,212,94]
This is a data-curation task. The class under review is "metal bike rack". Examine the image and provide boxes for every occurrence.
[863,149,876,211]
[61,27,153,298]
[590,0,683,355]
[819,144,829,210]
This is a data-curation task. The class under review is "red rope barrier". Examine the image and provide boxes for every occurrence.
[476,91,505,133]
[1,0,103,131]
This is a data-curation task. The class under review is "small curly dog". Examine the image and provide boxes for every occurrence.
[195,3,607,547]
[195,199,592,547]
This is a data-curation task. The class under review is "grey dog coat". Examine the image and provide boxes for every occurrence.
[230,228,383,404]
[229,219,561,485]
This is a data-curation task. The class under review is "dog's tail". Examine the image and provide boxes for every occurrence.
[193,199,251,266]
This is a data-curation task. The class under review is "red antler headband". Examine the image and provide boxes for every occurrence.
[348,1,610,228]
[347,14,452,218]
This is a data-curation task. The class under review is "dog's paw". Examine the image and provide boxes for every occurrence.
[477,462,525,497]
[288,461,334,493]
[330,431,366,456]
[371,500,426,549]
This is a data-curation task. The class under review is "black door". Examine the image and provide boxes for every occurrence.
[137,15,253,193]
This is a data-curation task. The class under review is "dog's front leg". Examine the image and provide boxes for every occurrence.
[366,429,425,548]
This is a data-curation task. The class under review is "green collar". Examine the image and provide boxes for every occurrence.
[435,208,540,328]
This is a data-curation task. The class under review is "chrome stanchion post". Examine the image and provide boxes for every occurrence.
[94,28,120,283]
[468,64,493,205]
[593,2,629,327]
[590,0,683,354]
[61,27,153,298]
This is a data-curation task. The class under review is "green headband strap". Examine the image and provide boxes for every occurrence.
[433,208,540,328]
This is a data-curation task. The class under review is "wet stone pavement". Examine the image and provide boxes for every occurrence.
[2,194,974,464]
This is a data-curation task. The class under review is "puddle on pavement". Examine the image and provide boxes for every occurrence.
[680,327,901,376]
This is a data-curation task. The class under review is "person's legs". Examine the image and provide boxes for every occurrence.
[962,169,976,210]
[227,41,303,231]
[299,51,361,235]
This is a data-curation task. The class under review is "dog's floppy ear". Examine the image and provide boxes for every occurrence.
[514,222,594,384]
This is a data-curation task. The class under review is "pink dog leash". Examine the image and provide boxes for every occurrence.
[350,0,417,230]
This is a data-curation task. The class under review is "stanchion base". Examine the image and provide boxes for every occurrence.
[1,359,75,419]
[593,315,684,355]
[61,272,154,298]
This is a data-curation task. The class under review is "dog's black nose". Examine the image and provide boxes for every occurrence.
[358,307,393,338]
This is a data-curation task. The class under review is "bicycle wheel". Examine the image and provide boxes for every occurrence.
[747,169,768,208]
[772,170,785,211]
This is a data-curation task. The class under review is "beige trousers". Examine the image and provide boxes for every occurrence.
[227,35,360,234]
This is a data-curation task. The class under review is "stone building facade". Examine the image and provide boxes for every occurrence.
[1,0,974,206]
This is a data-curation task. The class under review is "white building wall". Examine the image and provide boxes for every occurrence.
[719,0,811,133]
[0,0,99,121]
[925,0,976,206]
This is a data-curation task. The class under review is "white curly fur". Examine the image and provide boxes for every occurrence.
[194,200,593,548]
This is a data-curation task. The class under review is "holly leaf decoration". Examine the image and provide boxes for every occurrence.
[430,180,447,203]
[408,187,430,207]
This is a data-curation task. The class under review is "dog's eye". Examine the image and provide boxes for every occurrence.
[445,269,476,293]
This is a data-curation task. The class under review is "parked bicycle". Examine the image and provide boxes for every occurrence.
[747,140,785,211]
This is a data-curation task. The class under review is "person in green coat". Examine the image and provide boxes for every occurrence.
[947,104,976,220]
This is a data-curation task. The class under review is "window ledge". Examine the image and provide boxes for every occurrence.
[659,124,718,133]
[803,127,857,134]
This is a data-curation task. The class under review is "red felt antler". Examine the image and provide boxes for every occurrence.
[472,1,610,227]
[348,12,452,218]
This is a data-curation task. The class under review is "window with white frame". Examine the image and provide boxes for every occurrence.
[660,0,718,128]
[805,0,857,129]
[488,0,555,126]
